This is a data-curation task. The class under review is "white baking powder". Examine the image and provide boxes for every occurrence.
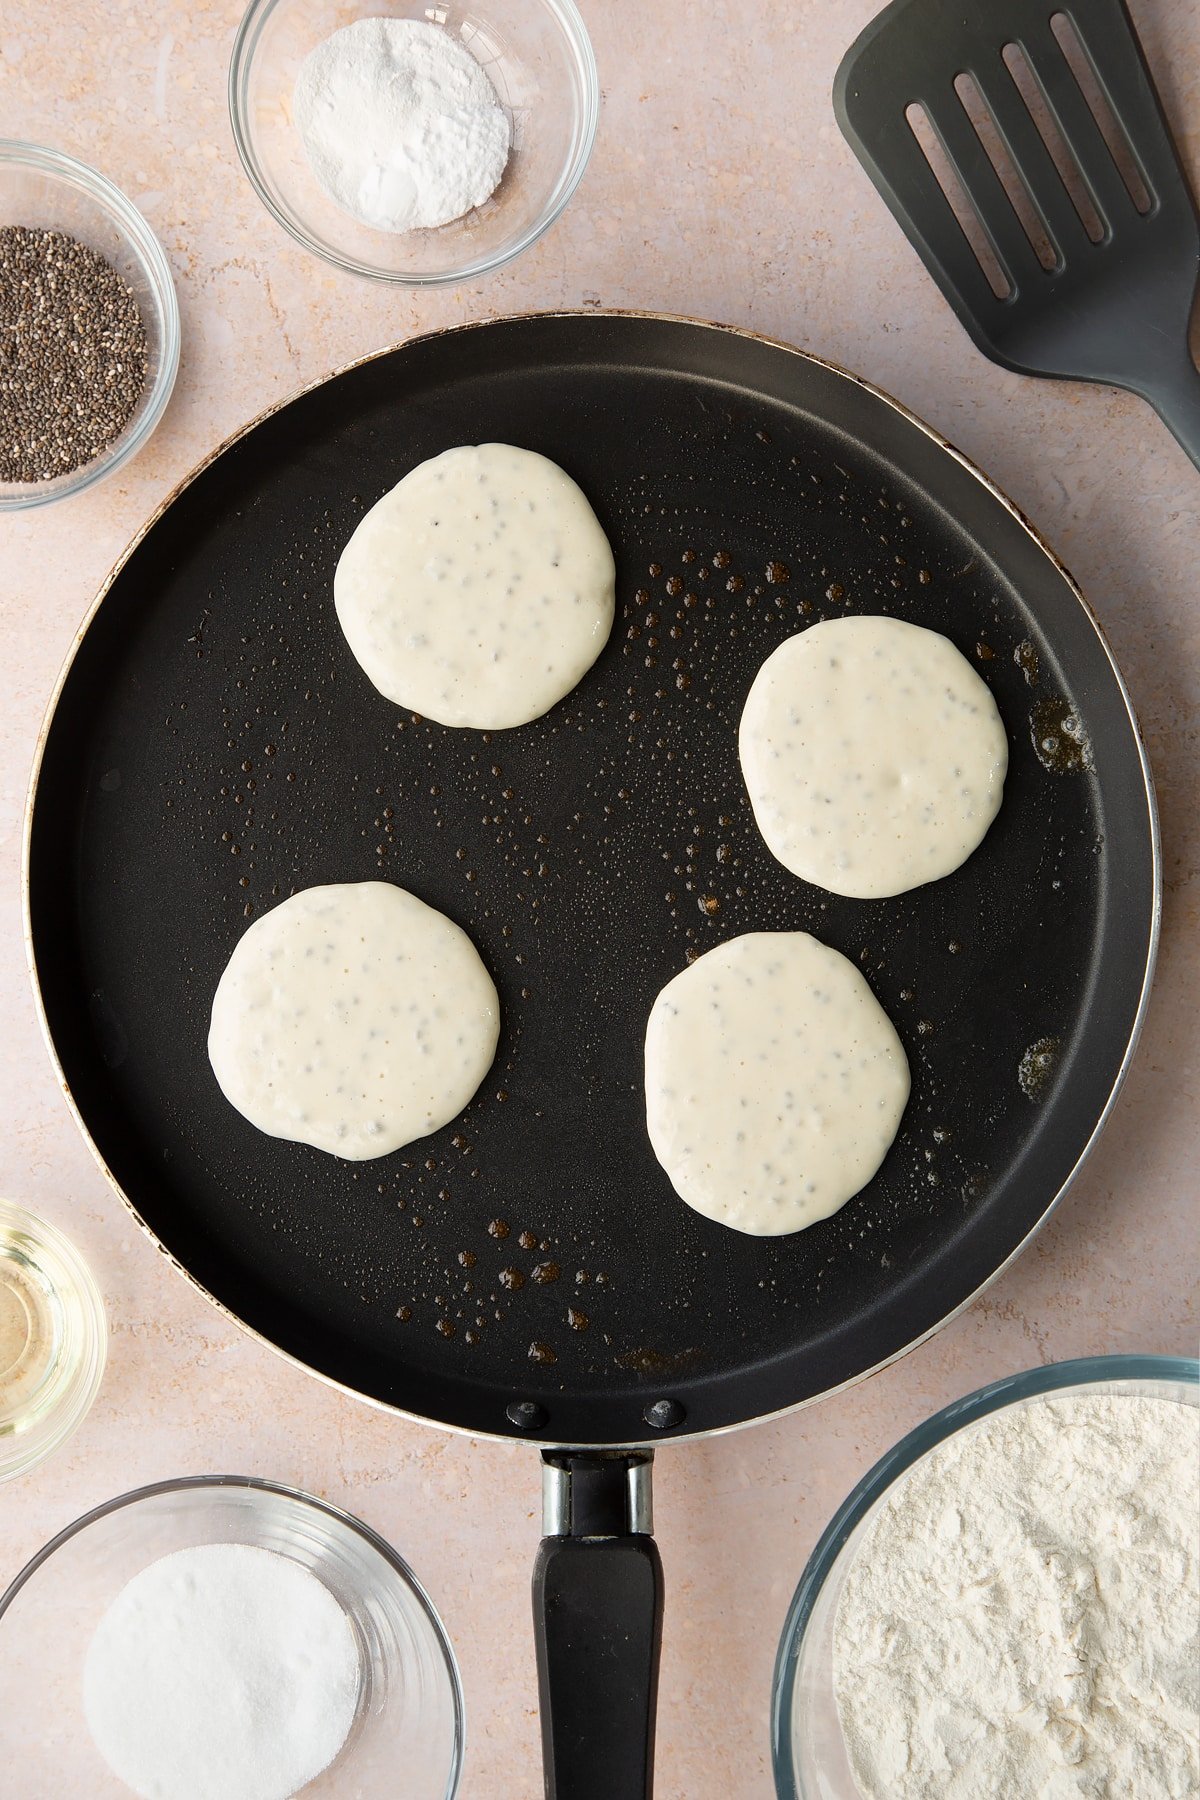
[293,17,510,234]
[83,1542,360,1800]
[833,1393,1200,1799]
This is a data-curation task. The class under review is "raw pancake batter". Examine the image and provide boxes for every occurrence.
[335,443,616,729]
[644,932,910,1236]
[739,616,1008,899]
[208,882,499,1160]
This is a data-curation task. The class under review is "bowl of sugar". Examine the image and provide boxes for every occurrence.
[771,1355,1200,1800]
[0,1475,464,1799]
[229,0,598,284]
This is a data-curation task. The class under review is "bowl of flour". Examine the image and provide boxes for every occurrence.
[229,0,598,283]
[772,1355,1200,1800]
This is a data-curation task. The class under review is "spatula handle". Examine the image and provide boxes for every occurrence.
[1136,354,1200,474]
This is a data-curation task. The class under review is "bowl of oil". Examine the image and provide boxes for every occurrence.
[0,1199,107,1481]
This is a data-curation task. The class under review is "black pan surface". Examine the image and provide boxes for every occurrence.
[27,314,1157,1445]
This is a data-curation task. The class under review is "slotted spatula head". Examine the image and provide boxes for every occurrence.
[835,0,1200,466]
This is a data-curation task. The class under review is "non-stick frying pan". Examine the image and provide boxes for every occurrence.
[25,313,1157,1798]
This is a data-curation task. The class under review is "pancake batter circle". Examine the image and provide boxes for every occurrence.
[739,615,1009,900]
[208,881,499,1160]
[644,931,911,1236]
[334,443,616,729]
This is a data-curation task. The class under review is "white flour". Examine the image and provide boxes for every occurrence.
[833,1393,1200,1799]
[294,18,510,233]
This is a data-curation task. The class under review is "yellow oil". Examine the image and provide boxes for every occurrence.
[0,1253,57,1425]
[0,1203,104,1475]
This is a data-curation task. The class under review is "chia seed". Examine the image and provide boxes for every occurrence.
[0,225,148,484]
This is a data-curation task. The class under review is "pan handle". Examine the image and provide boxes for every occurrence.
[533,1450,663,1800]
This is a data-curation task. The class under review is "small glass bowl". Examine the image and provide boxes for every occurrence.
[0,142,180,511]
[0,1475,464,1797]
[772,1354,1200,1800]
[229,0,599,283]
[0,1199,107,1481]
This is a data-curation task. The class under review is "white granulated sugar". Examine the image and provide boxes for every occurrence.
[294,17,510,233]
[833,1393,1200,1800]
[83,1542,360,1800]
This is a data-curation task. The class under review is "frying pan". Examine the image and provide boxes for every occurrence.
[25,312,1157,1797]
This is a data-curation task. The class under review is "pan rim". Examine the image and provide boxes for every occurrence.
[21,308,1161,1451]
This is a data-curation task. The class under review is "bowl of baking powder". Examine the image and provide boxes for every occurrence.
[229,0,598,284]
[772,1354,1200,1800]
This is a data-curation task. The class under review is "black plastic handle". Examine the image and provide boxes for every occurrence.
[1134,350,1200,474]
[532,1451,663,1800]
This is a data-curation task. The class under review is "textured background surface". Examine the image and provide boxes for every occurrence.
[2,2,1197,1794]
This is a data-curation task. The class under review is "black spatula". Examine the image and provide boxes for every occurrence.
[834,0,1200,467]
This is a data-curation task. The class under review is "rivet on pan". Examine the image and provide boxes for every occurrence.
[507,1400,549,1431]
[643,1398,686,1431]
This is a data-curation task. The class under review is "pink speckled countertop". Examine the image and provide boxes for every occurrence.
[2,2,1198,1795]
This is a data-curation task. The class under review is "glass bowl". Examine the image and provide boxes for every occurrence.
[0,1475,464,1797]
[228,0,598,283]
[772,1354,1200,1800]
[0,142,180,511]
[0,1198,107,1481]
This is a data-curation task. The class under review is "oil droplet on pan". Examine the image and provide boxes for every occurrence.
[1019,1035,1061,1102]
[1014,640,1040,685]
[1031,698,1093,774]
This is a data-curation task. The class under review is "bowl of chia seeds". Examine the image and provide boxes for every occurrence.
[0,141,180,510]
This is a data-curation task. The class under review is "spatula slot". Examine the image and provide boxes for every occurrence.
[905,101,1012,299]
[1049,11,1153,215]
[1000,41,1106,243]
[952,71,1061,271]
